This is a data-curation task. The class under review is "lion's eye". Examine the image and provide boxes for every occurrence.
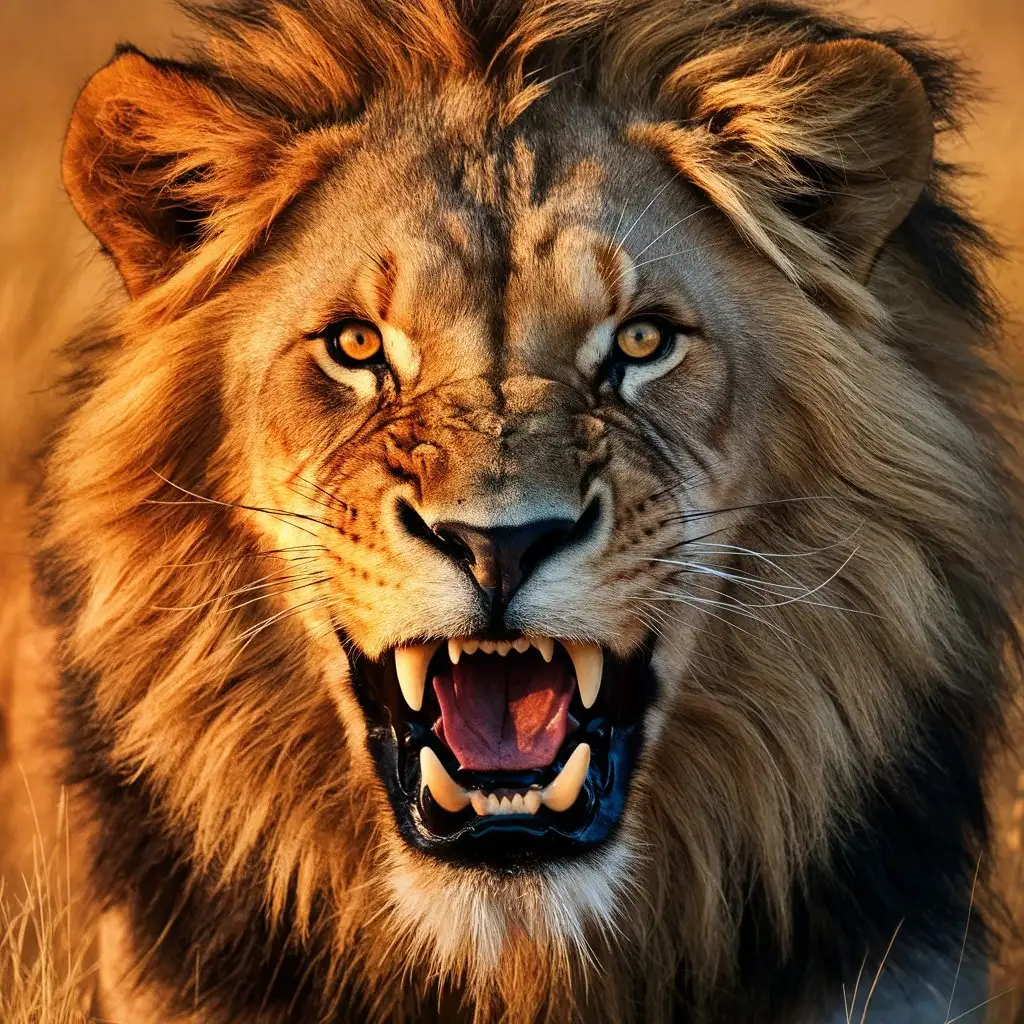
[614,319,667,361]
[325,320,384,366]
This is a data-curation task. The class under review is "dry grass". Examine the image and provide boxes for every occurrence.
[0,1,1020,1022]
[0,784,94,1024]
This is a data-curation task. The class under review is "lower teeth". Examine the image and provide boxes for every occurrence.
[420,744,591,817]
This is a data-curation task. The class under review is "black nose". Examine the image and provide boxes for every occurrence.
[398,501,595,608]
[433,518,577,606]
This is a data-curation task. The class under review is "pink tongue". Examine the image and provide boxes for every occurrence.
[433,653,574,771]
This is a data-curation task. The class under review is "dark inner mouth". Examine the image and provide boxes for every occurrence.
[434,648,574,770]
[350,635,655,866]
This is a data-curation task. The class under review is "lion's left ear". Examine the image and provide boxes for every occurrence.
[62,46,343,301]
[639,39,934,282]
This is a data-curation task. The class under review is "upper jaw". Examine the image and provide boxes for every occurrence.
[347,629,656,866]
[394,636,603,713]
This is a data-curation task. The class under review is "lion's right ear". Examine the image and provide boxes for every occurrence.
[63,48,301,297]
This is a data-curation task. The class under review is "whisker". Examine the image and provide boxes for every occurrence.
[649,558,811,593]
[640,586,810,654]
[220,577,332,616]
[290,474,350,514]
[146,468,334,536]
[231,594,338,656]
[653,574,872,618]
[153,570,329,614]
[687,529,864,561]
[658,494,852,525]
[650,547,865,612]
[611,169,684,255]
[157,544,328,570]
[613,241,733,281]
[625,206,710,263]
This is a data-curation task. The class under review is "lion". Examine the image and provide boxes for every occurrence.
[1,0,1021,1021]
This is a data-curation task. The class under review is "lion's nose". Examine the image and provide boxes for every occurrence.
[433,519,577,607]
[400,502,594,608]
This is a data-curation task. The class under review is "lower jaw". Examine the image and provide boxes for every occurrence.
[349,639,657,868]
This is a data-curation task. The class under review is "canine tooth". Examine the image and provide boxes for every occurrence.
[497,641,512,656]
[541,743,591,812]
[448,638,462,665]
[470,791,490,816]
[562,642,603,709]
[419,747,470,813]
[524,790,541,815]
[394,641,441,712]
[487,793,501,814]
[513,638,530,653]
[532,637,555,662]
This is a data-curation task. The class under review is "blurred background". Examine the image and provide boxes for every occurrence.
[0,0,1021,1019]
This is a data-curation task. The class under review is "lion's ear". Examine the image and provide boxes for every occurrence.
[651,39,934,281]
[63,48,290,297]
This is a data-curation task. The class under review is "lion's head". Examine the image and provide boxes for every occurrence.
[42,1,1021,1020]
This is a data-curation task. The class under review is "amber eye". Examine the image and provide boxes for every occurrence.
[325,320,384,366]
[614,319,667,361]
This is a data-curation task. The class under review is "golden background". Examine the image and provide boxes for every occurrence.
[1,0,1021,1019]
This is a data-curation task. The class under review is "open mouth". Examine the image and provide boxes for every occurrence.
[350,633,655,865]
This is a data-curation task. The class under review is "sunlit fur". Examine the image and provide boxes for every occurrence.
[17,1,1024,1021]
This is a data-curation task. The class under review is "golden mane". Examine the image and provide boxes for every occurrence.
[66,0,990,328]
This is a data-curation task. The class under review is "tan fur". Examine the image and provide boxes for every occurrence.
[2,2,1022,1022]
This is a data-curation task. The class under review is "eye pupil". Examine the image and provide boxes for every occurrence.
[615,319,666,361]
[326,320,383,365]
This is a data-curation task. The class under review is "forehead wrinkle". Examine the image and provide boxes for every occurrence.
[594,239,637,320]
[369,249,398,323]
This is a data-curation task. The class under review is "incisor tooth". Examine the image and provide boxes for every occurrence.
[513,638,530,653]
[541,743,591,812]
[469,788,543,817]
[419,747,470,813]
[562,642,603,709]
[532,636,555,662]
[497,641,512,656]
[464,639,479,655]
[394,641,441,712]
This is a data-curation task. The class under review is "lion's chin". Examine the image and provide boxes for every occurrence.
[345,631,656,867]
[383,829,641,973]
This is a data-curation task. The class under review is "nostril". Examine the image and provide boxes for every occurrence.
[518,521,574,584]
[397,500,474,566]
[518,497,601,584]
[568,495,602,548]
[434,527,476,567]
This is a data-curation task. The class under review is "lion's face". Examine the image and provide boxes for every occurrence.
[50,4,1020,1010]
[229,96,768,881]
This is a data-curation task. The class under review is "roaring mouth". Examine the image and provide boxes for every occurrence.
[351,633,654,864]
